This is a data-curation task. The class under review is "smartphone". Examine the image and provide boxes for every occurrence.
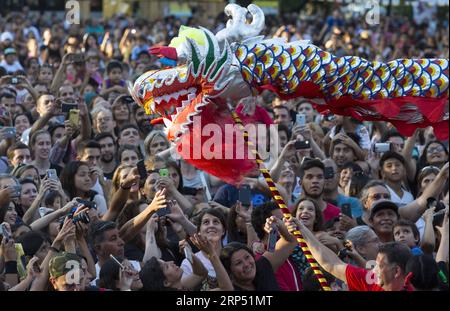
[137,159,148,180]
[33,261,42,273]
[11,77,18,84]
[267,225,278,252]
[159,168,169,178]
[184,243,194,265]
[47,169,58,181]
[0,223,11,241]
[0,127,16,139]
[69,109,80,127]
[295,140,310,150]
[156,207,169,217]
[296,113,306,126]
[75,198,97,210]
[61,102,78,113]
[433,210,446,227]
[373,143,391,153]
[324,166,334,179]
[109,254,125,269]
[341,203,352,218]
[238,185,252,207]
[67,53,84,63]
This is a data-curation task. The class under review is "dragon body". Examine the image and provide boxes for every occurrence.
[130,5,448,184]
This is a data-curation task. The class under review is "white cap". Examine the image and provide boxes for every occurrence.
[0,31,14,42]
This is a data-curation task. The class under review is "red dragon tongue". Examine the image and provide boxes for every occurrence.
[172,103,259,185]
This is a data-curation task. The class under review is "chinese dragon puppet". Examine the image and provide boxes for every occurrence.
[130,4,449,185]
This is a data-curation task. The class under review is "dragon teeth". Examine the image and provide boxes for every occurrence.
[176,107,184,114]
[163,118,173,128]
[181,100,190,107]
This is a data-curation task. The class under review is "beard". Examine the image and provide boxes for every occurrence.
[138,120,153,134]
[303,187,323,199]
[101,153,114,163]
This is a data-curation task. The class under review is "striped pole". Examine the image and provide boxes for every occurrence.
[227,103,331,291]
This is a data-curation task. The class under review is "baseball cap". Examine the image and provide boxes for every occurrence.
[49,252,83,279]
[1,31,14,42]
[369,200,399,219]
[3,47,17,56]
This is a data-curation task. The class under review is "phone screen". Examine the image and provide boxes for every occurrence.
[238,185,251,207]
[296,114,306,126]
[295,140,310,150]
[341,204,352,218]
[61,102,78,113]
[159,168,169,178]
[267,226,278,252]
[137,160,148,180]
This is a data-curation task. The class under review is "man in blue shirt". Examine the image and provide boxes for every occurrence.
[322,158,363,220]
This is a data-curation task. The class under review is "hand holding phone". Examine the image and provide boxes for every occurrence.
[69,109,80,127]
[267,225,278,252]
[295,140,310,150]
[137,160,148,180]
[47,169,58,181]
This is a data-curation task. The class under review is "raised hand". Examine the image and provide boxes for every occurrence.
[148,188,167,213]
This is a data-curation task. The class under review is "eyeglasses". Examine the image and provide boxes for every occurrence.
[369,193,391,200]
[427,146,445,154]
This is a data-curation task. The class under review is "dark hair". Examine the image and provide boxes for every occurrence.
[19,178,37,190]
[394,219,420,244]
[119,123,139,135]
[220,242,254,274]
[0,92,15,101]
[44,190,61,207]
[94,132,116,145]
[196,208,227,239]
[98,256,123,290]
[299,158,324,179]
[77,140,101,156]
[292,198,324,232]
[378,242,412,274]
[13,113,32,127]
[405,254,440,291]
[106,60,123,74]
[381,130,405,143]
[379,151,406,169]
[89,221,117,247]
[277,124,291,141]
[60,161,90,198]
[6,142,30,161]
[16,231,50,257]
[251,201,278,240]
[118,144,143,163]
[139,257,176,291]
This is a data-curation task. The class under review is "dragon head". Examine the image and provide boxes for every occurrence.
[130,27,252,143]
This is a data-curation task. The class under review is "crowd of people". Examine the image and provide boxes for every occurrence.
[0,4,448,292]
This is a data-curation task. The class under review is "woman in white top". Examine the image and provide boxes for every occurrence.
[180,208,227,290]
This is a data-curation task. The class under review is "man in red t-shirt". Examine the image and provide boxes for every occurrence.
[286,217,413,291]
[299,158,340,222]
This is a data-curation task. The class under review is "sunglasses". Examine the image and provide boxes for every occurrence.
[427,146,445,154]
